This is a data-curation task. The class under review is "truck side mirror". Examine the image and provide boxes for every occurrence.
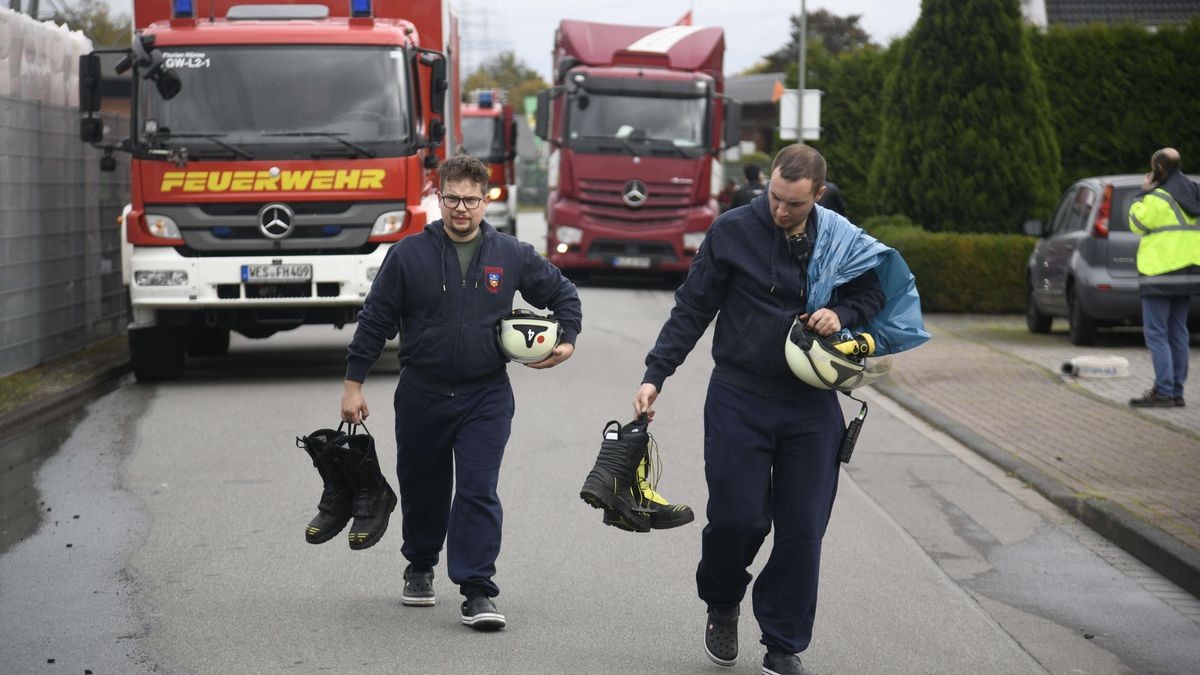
[430,57,447,115]
[429,119,445,145]
[79,54,102,113]
[534,90,550,140]
[506,120,518,160]
[723,99,742,151]
[80,117,104,144]
[155,68,182,100]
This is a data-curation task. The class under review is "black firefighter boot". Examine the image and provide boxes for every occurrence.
[603,450,695,531]
[296,428,353,545]
[332,429,398,550]
[579,417,653,533]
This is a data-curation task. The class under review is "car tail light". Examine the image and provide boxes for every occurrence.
[1092,184,1113,238]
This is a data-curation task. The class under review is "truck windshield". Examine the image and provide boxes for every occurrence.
[462,115,503,163]
[138,45,411,159]
[567,92,707,156]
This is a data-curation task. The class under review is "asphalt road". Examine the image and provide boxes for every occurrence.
[2,213,1199,674]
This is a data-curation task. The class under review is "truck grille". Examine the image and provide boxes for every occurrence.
[578,179,692,211]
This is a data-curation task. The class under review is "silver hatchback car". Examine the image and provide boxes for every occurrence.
[1024,174,1200,345]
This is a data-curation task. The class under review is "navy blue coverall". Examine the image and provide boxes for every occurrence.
[346,219,582,598]
[642,195,884,653]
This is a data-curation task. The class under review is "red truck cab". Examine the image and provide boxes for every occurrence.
[461,90,518,235]
[77,0,460,380]
[534,20,741,275]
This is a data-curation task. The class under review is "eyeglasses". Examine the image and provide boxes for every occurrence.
[440,194,484,210]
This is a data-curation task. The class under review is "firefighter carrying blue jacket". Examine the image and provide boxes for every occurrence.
[633,144,928,675]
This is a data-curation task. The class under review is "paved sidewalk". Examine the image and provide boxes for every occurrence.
[879,315,1200,597]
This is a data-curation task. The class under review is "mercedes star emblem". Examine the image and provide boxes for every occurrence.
[622,180,648,208]
[258,203,295,240]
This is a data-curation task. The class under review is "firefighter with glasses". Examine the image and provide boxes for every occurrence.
[341,153,582,631]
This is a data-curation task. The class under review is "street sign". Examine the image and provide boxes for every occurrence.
[779,89,823,141]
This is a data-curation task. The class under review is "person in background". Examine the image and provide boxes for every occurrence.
[718,177,738,213]
[818,179,847,217]
[1128,147,1200,408]
[730,164,767,210]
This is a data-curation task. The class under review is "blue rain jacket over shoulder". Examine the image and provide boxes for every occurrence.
[806,208,930,356]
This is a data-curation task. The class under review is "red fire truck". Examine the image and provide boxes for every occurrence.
[77,0,459,380]
[534,20,741,275]
[460,89,518,235]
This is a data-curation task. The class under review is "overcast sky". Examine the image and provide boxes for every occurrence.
[99,0,922,78]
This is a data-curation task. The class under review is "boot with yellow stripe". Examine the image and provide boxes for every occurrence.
[296,427,353,545]
[331,424,397,550]
[603,452,694,531]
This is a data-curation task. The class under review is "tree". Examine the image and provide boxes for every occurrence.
[868,0,1060,232]
[463,51,548,114]
[51,0,131,47]
[744,9,874,74]
[807,42,903,220]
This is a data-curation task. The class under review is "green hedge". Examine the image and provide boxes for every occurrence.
[803,15,1199,228]
[1031,18,1200,184]
[861,216,1036,313]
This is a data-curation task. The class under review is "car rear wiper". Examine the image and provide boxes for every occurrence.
[156,132,253,160]
[262,131,376,159]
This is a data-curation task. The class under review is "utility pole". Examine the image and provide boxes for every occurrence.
[796,0,807,142]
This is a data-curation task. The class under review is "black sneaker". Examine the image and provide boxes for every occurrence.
[460,595,506,631]
[762,651,806,675]
[401,564,435,607]
[1130,389,1176,408]
[704,605,738,667]
[1175,396,1186,407]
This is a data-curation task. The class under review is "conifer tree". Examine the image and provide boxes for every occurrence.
[869,0,1059,232]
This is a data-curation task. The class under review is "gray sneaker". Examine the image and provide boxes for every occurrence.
[762,651,806,675]
[460,595,506,630]
[401,564,435,607]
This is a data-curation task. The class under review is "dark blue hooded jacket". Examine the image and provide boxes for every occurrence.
[642,195,887,397]
[346,220,582,393]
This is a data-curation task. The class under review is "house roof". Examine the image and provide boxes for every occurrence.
[1045,0,1200,27]
[726,72,784,106]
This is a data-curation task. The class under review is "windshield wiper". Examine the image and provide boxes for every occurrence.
[579,135,642,157]
[645,139,689,157]
[262,131,376,159]
[154,132,253,160]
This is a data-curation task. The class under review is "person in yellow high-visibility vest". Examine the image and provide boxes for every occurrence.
[1128,148,1200,408]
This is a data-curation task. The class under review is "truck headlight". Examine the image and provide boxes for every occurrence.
[548,149,560,191]
[710,158,724,199]
[683,231,706,252]
[555,226,583,245]
[134,270,188,286]
[144,214,181,239]
[372,211,405,236]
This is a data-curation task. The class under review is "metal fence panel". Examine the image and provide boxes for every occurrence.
[0,94,129,377]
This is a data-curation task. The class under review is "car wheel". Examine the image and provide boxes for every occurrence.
[1068,285,1097,346]
[1025,281,1052,334]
